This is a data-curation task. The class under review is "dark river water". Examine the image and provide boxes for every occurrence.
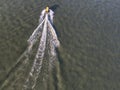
[0,0,120,90]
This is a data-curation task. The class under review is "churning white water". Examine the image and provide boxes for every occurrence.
[23,13,60,89]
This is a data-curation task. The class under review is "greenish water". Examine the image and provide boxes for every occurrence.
[0,0,120,90]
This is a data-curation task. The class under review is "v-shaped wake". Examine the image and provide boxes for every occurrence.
[23,13,60,89]
[0,8,60,90]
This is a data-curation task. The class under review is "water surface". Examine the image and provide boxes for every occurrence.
[0,0,120,90]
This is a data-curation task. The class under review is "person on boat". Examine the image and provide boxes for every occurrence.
[39,6,54,23]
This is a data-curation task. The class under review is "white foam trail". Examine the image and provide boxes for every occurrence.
[27,19,45,52]
[23,13,60,89]
[23,15,48,90]
[48,20,60,47]
[0,12,60,90]
[48,41,57,68]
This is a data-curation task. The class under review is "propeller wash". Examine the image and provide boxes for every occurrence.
[0,8,60,90]
[23,13,60,89]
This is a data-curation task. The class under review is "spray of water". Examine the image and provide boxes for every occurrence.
[0,11,60,90]
[23,13,60,89]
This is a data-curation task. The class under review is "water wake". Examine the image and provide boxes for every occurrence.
[0,12,60,90]
[23,14,60,89]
